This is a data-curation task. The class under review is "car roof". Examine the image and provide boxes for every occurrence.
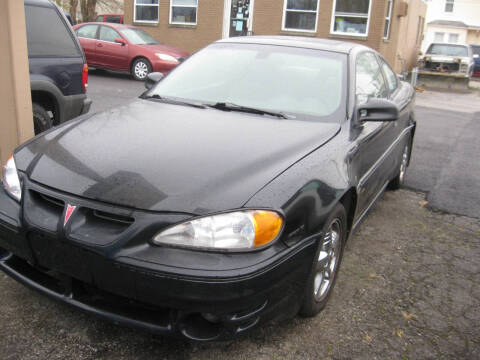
[216,36,367,54]
[429,42,468,47]
[76,22,135,29]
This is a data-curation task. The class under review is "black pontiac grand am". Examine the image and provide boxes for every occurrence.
[0,36,415,341]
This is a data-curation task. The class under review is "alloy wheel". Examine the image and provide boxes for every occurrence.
[135,61,149,79]
[313,219,342,302]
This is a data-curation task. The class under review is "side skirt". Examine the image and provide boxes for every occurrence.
[351,181,389,234]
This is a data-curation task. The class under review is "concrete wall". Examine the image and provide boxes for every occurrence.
[0,0,34,164]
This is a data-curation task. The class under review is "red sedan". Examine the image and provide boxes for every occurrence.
[73,23,189,80]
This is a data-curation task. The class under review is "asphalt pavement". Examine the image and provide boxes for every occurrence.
[86,72,480,218]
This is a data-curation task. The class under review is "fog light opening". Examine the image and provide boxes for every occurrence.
[201,312,221,323]
[179,313,222,341]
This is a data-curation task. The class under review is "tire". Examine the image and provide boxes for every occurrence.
[388,139,410,190]
[32,103,53,135]
[131,58,152,81]
[299,202,347,317]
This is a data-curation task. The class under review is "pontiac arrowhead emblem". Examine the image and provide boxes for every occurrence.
[64,204,76,226]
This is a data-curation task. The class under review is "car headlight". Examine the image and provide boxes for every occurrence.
[152,210,283,250]
[155,53,179,63]
[2,155,22,201]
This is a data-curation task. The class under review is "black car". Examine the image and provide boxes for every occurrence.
[26,0,91,134]
[0,36,415,341]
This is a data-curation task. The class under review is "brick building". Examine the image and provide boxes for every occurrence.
[124,0,426,73]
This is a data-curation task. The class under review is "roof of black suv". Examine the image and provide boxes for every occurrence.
[25,0,55,5]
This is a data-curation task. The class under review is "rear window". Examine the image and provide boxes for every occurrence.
[106,16,122,23]
[25,5,80,57]
[427,44,468,57]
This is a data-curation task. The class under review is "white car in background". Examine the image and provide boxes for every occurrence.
[418,43,474,78]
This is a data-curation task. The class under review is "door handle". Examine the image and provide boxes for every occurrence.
[97,43,103,47]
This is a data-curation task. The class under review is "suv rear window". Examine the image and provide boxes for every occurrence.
[25,5,80,57]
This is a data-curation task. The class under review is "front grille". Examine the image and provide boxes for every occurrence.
[26,186,135,244]
[425,61,460,72]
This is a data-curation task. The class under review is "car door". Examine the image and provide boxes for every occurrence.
[96,25,129,71]
[378,56,411,180]
[352,51,395,214]
[75,24,99,66]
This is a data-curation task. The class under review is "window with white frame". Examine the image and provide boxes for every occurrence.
[170,0,197,25]
[332,0,371,36]
[383,0,393,39]
[434,32,444,42]
[282,0,320,32]
[445,0,454,13]
[448,33,459,43]
[134,0,159,23]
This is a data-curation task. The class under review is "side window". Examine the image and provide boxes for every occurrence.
[25,5,80,57]
[355,52,388,103]
[99,26,121,42]
[95,15,103,22]
[380,59,398,93]
[76,25,99,39]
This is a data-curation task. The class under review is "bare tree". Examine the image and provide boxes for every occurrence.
[96,0,124,13]
[80,0,97,22]
[69,0,79,24]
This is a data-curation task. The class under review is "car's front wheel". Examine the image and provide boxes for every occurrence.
[300,202,346,317]
[131,58,152,81]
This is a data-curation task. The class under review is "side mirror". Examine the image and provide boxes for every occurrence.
[114,38,126,46]
[355,98,399,123]
[145,72,164,89]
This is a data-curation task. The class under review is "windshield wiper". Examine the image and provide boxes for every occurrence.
[206,102,292,119]
[141,94,207,109]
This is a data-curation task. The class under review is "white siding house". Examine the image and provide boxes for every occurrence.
[422,0,480,52]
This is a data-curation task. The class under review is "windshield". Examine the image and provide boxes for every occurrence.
[427,44,468,57]
[472,46,480,56]
[148,43,347,121]
[119,28,159,45]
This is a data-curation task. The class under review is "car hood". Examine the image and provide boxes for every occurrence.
[15,100,340,214]
[138,44,190,58]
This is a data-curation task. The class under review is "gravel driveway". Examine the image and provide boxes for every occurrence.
[1,190,478,359]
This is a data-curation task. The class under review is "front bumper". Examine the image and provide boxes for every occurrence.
[0,181,316,340]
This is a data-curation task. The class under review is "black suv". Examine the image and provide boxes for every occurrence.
[25,0,91,134]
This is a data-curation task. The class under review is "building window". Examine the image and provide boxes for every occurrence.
[383,0,393,39]
[434,32,444,42]
[282,0,320,32]
[448,33,459,43]
[445,0,454,12]
[134,0,159,23]
[170,0,197,25]
[331,0,371,36]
